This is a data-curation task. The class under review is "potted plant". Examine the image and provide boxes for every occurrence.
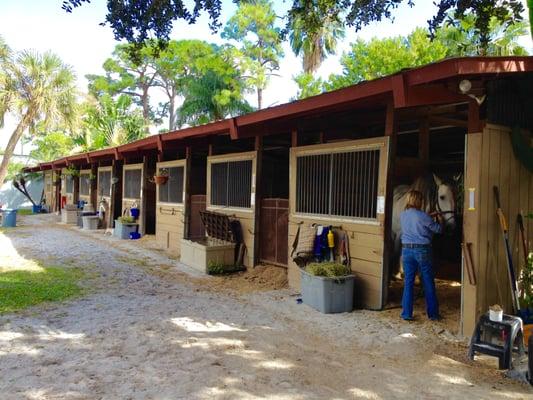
[300,262,355,313]
[114,215,139,239]
[152,168,169,185]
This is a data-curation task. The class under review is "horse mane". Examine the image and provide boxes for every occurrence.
[394,174,438,212]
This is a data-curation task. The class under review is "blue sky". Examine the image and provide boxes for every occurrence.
[1,0,532,153]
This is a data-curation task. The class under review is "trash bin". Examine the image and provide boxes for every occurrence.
[82,215,100,230]
[1,209,17,228]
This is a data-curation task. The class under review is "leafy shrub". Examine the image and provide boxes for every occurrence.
[305,262,352,278]
[207,261,246,275]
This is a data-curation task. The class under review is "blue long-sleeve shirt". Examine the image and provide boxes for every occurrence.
[400,208,442,245]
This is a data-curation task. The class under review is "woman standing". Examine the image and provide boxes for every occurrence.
[400,190,443,321]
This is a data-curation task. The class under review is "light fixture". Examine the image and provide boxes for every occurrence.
[459,79,472,94]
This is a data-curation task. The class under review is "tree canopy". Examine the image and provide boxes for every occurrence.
[62,0,529,49]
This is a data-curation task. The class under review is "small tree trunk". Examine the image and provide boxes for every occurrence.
[257,87,263,110]
[0,112,32,185]
[142,86,150,132]
[168,94,175,132]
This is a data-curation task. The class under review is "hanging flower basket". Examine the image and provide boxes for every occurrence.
[153,175,169,185]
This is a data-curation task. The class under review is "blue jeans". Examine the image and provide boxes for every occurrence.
[401,247,439,320]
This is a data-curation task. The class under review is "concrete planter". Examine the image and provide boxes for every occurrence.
[180,238,236,274]
[82,215,100,230]
[300,269,355,314]
[61,209,78,224]
[114,219,139,239]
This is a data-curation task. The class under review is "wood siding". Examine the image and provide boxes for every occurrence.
[156,159,187,256]
[207,151,257,268]
[288,138,390,310]
[463,125,533,336]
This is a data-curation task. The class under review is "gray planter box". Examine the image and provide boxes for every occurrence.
[114,219,138,239]
[300,269,355,313]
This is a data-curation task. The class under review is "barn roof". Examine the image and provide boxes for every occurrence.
[24,56,533,173]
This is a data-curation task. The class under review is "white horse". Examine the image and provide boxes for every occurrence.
[390,174,457,278]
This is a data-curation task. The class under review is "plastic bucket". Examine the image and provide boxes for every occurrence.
[129,231,141,240]
[32,205,42,214]
[1,209,17,228]
[130,208,140,218]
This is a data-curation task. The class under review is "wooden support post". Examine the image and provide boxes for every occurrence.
[468,100,482,133]
[382,100,398,308]
[184,146,192,239]
[291,129,298,147]
[110,159,123,229]
[90,163,98,207]
[253,136,263,267]
[73,169,80,205]
[208,143,213,156]
[141,154,157,236]
[319,131,325,144]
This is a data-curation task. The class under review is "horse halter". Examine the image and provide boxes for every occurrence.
[435,184,456,225]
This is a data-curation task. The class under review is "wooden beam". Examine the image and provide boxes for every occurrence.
[229,118,239,140]
[429,115,468,128]
[183,145,192,239]
[114,148,123,161]
[157,134,163,162]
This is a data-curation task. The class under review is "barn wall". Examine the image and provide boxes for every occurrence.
[156,159,186,256]
[287,138,390,310]
[463,124,533,335]
[206,151,257,268]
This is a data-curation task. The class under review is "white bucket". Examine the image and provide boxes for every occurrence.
[489,307,503,322]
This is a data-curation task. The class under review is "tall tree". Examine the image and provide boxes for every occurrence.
[152,40,216,131]
[327,28,449,90]
[87,43,158,128]
[177,48,252,127]
[326,19,528,92]
[288,1,345,73]
[0,46,77,185]
[223,0,283,109]
[29,131,76,162]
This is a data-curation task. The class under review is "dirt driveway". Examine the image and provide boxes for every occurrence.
[1,214,531,399]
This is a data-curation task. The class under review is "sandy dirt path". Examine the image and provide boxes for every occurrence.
[0,214,531,399]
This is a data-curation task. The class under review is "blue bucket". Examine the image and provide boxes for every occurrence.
[129,231,141,240]
[32,205,42,214]
[1,209,17,228]
[130,208,140,218]
[77,200,86,209]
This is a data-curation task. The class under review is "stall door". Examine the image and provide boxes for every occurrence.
[260,198,289,267]
[289,137,390,310]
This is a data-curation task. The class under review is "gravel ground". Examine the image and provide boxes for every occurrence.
[0,214,532,400]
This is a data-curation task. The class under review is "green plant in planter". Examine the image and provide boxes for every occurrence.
[519,252,533,310]
[118,215,136,224]
[305,262,352,278]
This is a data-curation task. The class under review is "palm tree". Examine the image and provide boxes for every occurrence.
[0,48,77,184]
[78,94,147,151]
[289,6,345,74]
[177,70,252,127]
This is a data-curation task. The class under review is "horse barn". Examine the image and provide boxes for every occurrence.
[24,57,533,336]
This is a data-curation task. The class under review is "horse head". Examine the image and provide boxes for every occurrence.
[433,174,457,233]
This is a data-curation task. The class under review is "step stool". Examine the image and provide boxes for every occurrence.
[468,313,525,370]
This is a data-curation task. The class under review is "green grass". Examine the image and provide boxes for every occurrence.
[0,266,85,313]
[15,208,34,216]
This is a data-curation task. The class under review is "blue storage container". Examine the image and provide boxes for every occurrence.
[32,205,42,214]
[1,209,17,228]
